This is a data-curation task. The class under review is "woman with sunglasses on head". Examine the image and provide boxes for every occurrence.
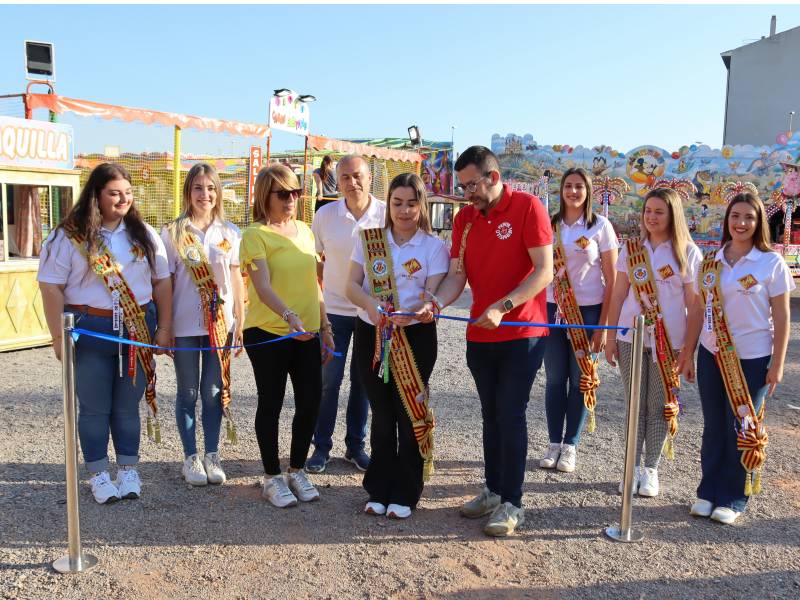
[605,187,702,498]
[679,190,793,524]
[240,164,335,508]
[38,163,172,504]
[161,163,245,488]
[540,168,618,473]
[346,173,449,519]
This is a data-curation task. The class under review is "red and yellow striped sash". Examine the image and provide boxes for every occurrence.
[553,222,600,432]
[625,238,681,458]
[699,251,767,495]
[361,227,435,480]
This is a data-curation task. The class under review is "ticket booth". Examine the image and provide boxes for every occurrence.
[0,116,79,351]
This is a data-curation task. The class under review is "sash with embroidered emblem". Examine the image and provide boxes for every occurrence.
[361,227,435,481]
[63,222,161,442]
[625,238,681,458]
[699,250,767,495]
[174,227,238,444]
[552,222,601,432]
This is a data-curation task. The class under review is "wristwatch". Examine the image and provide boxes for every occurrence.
[502,298,514,313]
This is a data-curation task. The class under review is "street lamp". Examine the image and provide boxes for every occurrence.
[450,125,456,195]
[298,94,317,103]
[408,125,422,147]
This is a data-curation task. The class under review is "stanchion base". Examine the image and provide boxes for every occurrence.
[604,525,644,543]
[53,553,98,574]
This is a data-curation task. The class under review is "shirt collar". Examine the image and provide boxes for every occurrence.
[716,244,764,264]
[561,215,586,228]
[187,218,223,234]
[644,237,672,253]
[338,194,380,220]
[489,184,512,216]
[388,228,424,247]
[101,221,127,235]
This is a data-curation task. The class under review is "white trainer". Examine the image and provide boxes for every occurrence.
[539,443,561,469]
[89,471,120,504]
[203,452,226,485]
[262,474,298,508]
[287,470,320,502]
[556,444,577,473]
[710,506,741,525]
[183,454,208,486]
[387,504,411,519]
[638,467,659,497]
[365,501,387,515]
[115,467,142,499]
[618,466,642,494]
[690,498,714,517]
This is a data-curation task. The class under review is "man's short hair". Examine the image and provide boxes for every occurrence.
[454,145,501,174]
[336,154,368,178]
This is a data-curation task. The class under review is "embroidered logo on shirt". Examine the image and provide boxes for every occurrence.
[575,236,590,249]
[216,239,232,253]
[657,265,675,280]
[403,258,422,275]
[496,221,513,240]
[738,274,758,290]
[371,258,388,276]
[131,245,146,262]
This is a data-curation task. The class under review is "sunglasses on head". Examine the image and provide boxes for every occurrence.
[272,188,302,201]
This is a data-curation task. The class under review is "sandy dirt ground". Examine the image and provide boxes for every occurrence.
[1,291,799,599]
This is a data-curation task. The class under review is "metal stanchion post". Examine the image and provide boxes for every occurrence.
[53,313,98,573]
[605,314,645,543]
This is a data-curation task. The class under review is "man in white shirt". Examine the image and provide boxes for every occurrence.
[307,155,386,473]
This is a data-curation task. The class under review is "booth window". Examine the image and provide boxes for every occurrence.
[1,184,71,261]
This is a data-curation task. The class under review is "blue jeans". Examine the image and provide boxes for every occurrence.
[71,302,157,473]
[697,346,769,513]
[466,336,545,508]
[544,302,601,446]
[173,336,224,457]
[311,314,369,457]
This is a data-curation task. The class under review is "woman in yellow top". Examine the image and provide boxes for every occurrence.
[241,164,335,508]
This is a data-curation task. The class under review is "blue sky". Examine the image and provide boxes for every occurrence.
[2,4,800,156]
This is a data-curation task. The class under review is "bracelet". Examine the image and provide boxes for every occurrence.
[281,308,298,322]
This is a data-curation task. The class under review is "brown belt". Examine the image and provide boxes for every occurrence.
[66,304,114,318]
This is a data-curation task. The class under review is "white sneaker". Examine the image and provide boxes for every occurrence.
[287,470,320,502]
[89,471,120,504]
[556,444,577,473]
[365,501,386,515]
[203,452,226,485]
[539,443,561,469]
[690,499,714,517]
[638,467,659,497]
[183,454,208,487]
[387,504,411,519]
[618,466,642,494]
[115,467,142,499]
[262,474,298,508]
[710,506,741,525]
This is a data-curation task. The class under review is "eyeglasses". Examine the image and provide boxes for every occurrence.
[455,174,490,195]
[272,188,302,201]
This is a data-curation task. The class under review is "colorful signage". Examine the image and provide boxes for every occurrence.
[248,145,263,206]
[268,92,310,136]
[0,116,74,170]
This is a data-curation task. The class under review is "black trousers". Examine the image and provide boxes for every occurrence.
[354,319,437,508]
[243,327,322,475]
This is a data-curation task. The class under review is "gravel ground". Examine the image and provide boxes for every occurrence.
[1,290,799,600]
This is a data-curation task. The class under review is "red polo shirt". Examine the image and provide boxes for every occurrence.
[450,184,552,342]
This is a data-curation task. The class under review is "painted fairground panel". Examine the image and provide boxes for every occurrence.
[492,133,800,276]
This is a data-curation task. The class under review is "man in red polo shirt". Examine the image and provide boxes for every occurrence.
[436,145,553,537]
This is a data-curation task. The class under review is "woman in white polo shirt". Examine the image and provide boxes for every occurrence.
[540,168,618,473]
[161,163,245,487]
[605,187,702,497]
[346,173,449,519]
[679,191,793,524]
[38,163,172,504]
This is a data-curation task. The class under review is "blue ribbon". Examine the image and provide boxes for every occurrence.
[70,327,342,356]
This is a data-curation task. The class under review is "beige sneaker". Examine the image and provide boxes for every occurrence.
[460,486,501,519]
[203,452,227,485]
[484,502,525,537]
[539,443,561,469]
[556,444,577,473]
[182,454,208,487]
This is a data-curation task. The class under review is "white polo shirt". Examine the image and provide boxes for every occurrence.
[695,246,795,359]
[615,238,702,349]
[546,214,618,306]
[351,228,449,325]
[161,219,241,337]
[37,222,170,309]
[312,195,386,317]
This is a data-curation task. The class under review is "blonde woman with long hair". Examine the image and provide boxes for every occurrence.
[605,187,701,497]
[161,163,245,487]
